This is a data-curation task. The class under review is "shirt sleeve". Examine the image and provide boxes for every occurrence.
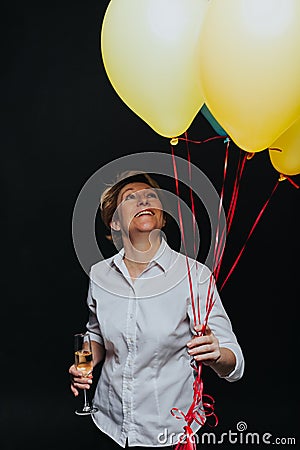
[85,273,104,346]
[187,266,245,382]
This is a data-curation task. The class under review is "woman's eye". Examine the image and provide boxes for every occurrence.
[124,193,136,201]
[147,192,157,198]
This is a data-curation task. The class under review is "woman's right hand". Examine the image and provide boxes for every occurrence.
[69,364,93,397]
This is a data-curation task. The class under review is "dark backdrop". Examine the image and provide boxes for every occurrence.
[2,1,299,449]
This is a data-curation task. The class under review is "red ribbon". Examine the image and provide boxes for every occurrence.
[283,175,299,189]
[219,179,280,291]
[174,426,197,450]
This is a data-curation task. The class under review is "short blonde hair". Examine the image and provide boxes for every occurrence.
[100,171,164,236]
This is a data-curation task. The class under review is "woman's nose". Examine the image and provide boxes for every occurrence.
[137,193,149,205]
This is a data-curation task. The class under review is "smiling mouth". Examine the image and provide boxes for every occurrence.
[134,209,155,218]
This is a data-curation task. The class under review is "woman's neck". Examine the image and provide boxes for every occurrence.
[122,232,162,279]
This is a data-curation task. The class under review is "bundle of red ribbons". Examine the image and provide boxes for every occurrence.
[169,134,297,450]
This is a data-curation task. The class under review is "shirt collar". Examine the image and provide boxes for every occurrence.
[112,238,172,274]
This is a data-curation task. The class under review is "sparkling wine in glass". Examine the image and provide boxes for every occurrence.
[74,332,98,415]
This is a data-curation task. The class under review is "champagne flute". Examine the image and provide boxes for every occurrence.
[74,332,98,415]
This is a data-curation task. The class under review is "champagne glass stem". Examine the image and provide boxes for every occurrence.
[83,389,89,410]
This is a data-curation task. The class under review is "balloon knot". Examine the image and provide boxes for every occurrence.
[246,152,255,160]
[223,137,230,144]
[170,137,179,146]
[278,174,287,182]
[278,174,299,189]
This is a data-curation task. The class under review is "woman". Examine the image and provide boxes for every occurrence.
[69,171,244,449]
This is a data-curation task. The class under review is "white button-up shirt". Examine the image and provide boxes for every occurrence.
[86,240,244,448]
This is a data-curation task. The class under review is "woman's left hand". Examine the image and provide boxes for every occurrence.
[186,324,221,365]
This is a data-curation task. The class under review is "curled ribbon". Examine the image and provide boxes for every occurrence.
[170,365,218,450]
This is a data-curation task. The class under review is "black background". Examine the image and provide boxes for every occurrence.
[2,1,299,449]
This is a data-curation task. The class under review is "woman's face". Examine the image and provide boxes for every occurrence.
[112,182,165,236]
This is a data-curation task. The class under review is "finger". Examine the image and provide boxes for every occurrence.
[69,365,82,377]
[188,343,215,356]
[72,379,92,390]
[72,374,93,384]
[70,384,79,397]
[194,350,220,363]
[193,324,205,334]
[187,335,211,349]
[69,365,93,379]
[204,324,212,335]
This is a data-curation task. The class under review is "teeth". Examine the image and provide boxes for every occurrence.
[135,210,153,217]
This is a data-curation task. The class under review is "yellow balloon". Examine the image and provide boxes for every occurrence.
[269,116,300,176]
[199,0,300,152]
[101,0,208,138]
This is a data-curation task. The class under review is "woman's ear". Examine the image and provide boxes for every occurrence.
[110,219,121,232]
